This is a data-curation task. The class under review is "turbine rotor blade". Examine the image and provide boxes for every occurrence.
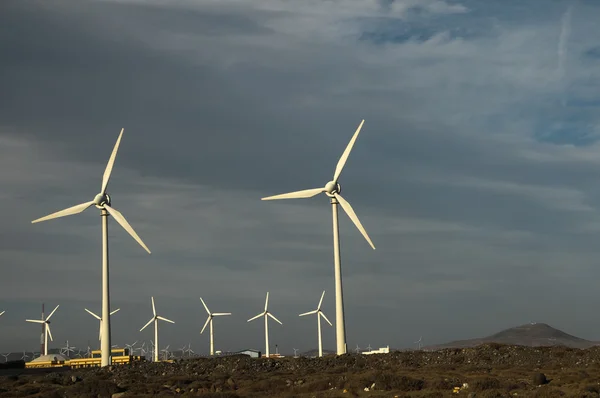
[85,308,101,320]
[101,128,124,194]
[320,311,333,326]
[47,325,53,341]
[333,119,365,182]
[32,201,95,224]
[264,292,269,312]
[104,205,151,254]
[318,291,325,310]
[334,193,375,250]
[247,312,264,322]
[299,310,317,317]
[268,313,283,325]
[140,318,154,332]
[200,316,211,334]
[157,316,174,324]
[98,323,102,341]
[25,319,44,324]
[200,297,210,315]
[47,305,60,320]
[261,188,324,201]
[110,308,121,315]
[151,297,156,316]
[0,311,4,317]
[212,313,231,316]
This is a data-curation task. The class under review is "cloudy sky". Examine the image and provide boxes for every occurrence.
[2,0,600,356]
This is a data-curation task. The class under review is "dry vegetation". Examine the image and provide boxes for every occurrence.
[3,344,600,397]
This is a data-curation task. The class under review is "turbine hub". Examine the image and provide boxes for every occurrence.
[325,181,341,197]
[94,193,111,209]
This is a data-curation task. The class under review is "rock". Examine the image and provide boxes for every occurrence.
[532,373,548,385]
[111,393,126,398]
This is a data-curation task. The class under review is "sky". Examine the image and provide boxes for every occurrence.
[1,0,600,356]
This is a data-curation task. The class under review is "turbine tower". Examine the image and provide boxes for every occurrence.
[31,128,151,367]
[85,308,120,345]
[247,292,282,358]
[26,305,59,356]
[140,297,174,362]
[299,291,332,357]
[199,297,231,356]
[261,119,375,354]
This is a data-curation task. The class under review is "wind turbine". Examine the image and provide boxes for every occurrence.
[85,308,120,343]
[247,292,282,358]
[140,297,174,362]
[31,128,151,367]
[26,305,59,356]
[61,340,76,358]
[199,297,231,356]
[299,291,332,358]
[261,120,375,354]
[415,336,422,350]
[1,353,9,362]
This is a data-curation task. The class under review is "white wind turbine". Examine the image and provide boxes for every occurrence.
[200,297,231,356]
[247,292,282,358]
[140,297,174,362]
[299,291,332,358]
[261,120,375,354]
[26,305,59,356]
[31,128,151,367]
[85,308,120,344]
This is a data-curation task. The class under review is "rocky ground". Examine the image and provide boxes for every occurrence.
[2,343,600,397]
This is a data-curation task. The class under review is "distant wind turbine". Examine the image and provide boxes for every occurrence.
[299,291,332,357]
[140,297,174,362]
[26,305,59,356]
[261,119,375,354]
[415,336,422,350]
[31,128,151,367]
[199,297,231,356]
[247,292,282,358]
[85,308,120,343]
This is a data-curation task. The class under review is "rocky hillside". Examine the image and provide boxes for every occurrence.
[425,322,598,350]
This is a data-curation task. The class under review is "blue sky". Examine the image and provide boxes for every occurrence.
[1,0,600,355]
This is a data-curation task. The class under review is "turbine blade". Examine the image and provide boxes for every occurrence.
[261,188,324,201]
[268,313,283,325]
[110,308,121,315]
[151,296,156,316]
[247,312,264,322]
[85,308,101,320]
[32,201,94,224]
[47,324,53,341]
[25,319,44,324]
[0,311,4,317]
[299,310,317,317]
[157,316,174,324]
[200,297,210,315]
[334,193,375,250]
[101,128,124,194]
[104,205,151,254]
[264,292,269,312]
[46,305,60,320]
[318,291,325,310]
[333,119,365,182]
[320,311,333,326]
[200,316,211,334]
[140,318,154,332]
[98,323,102,341]
[212,313,231,316]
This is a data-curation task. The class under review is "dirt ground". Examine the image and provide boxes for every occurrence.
[2,343,600,397]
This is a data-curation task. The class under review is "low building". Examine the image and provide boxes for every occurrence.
[362,346,390,355]
[235,349,261,358]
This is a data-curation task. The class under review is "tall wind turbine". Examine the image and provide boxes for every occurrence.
[200,297,231,356]
[26,305,59,356]
[261,119,375,354]
[31,128,151,367]
[140,297,174,362]
[85,308,120,343]
[299,291,332,358]
[247,292,282,358]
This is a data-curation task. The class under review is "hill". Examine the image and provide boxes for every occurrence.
[424,322,598,350]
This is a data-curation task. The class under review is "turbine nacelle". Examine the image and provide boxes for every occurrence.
[94,193,111,209]
[325,181,341,197]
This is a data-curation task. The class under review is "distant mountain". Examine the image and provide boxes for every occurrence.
[424,323,599,350]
